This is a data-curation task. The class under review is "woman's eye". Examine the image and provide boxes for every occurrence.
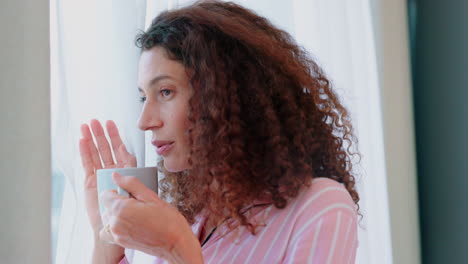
[160,89,173,97]
[139,96,146,103]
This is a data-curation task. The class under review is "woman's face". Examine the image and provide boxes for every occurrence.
[137,46,193,172]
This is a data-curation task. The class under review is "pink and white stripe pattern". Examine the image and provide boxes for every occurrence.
[119,177,358,264]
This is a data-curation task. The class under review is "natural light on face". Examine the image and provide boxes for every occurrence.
[137,46,193,172]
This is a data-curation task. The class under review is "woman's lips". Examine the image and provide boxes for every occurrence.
[156,142,174,155]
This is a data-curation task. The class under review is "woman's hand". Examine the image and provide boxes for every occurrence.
[99,172,203,263]
[79,119,137,235]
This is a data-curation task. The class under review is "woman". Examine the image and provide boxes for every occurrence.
[79,1,360,263]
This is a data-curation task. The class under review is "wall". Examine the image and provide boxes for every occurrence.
[410,1,468,263]
[0,0,51,263]
[371,0,422,263]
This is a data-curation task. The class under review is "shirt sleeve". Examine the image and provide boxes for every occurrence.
[283,209,358,264]
[118,255,130,264]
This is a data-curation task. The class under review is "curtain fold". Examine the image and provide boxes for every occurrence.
[52,0,147,263]
[52,0,394,263]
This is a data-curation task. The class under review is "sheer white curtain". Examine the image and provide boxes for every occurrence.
[51,0,148,263]
[52,0,394,263]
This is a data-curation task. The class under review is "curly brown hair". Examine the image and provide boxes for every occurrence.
[135,0,361,236]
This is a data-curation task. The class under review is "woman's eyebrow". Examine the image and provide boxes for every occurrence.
[138,74,174,93]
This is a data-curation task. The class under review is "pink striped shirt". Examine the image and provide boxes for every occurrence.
[119,177,358,264]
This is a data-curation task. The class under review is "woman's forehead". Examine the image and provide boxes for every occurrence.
[138,47,188,90]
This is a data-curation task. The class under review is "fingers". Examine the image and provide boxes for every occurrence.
[100,189,123,211]
[79,138,97,188]
[101,210,109,224]
[119,145,137,168]
[106,120,125,165]
[99,217,129,245]
[81,123,103,170]
[99,193,130,245]
[90,119,115,167]
[81,119,135,170]
[99,221,115,244]
[112,172,158,202]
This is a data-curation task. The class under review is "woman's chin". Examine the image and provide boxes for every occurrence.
[163,160,188,173]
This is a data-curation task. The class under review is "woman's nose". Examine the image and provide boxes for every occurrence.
[137,103,163,131]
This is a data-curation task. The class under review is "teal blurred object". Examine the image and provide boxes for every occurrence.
[408,0,468,263]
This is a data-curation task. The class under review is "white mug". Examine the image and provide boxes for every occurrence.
[96,166,159,217]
